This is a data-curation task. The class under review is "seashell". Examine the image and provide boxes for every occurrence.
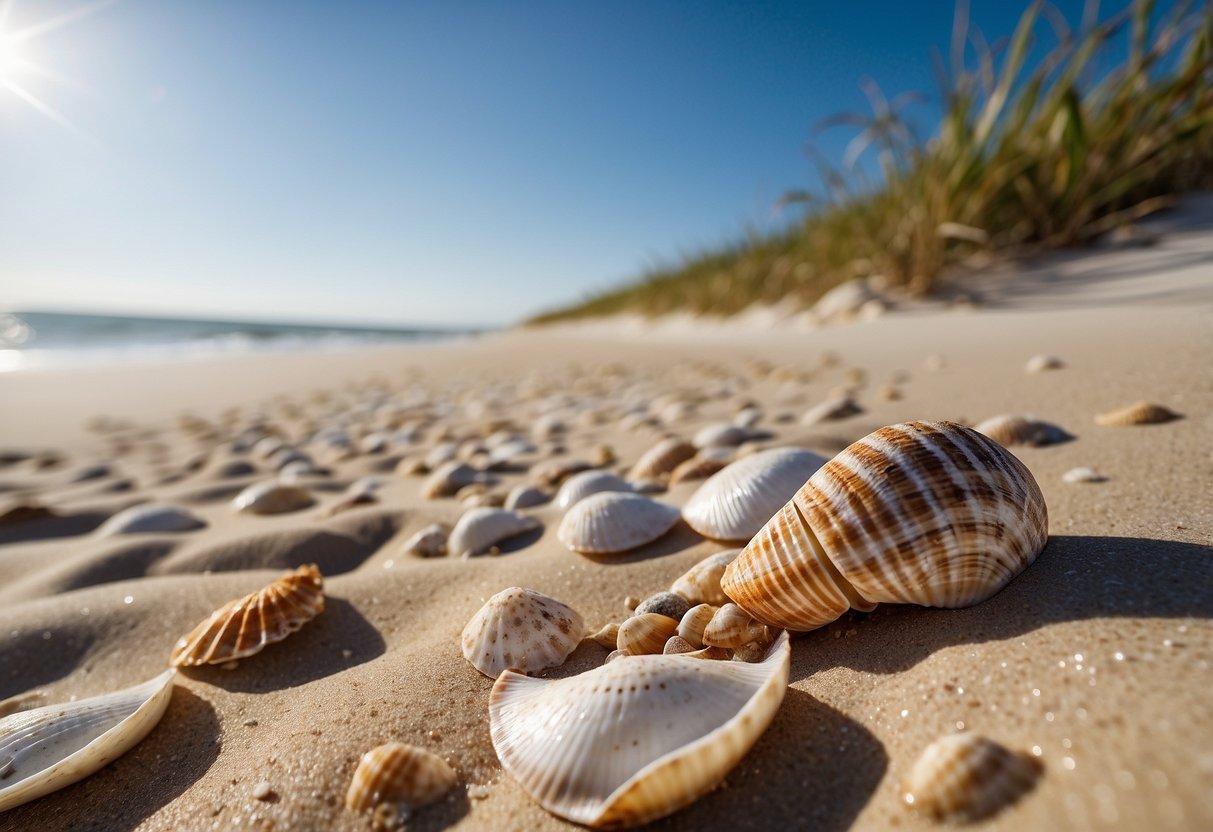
[617,613,679,655]
[903,733,1042,822]
[554,470,634,511]
[461,587,584,678]
[0,669,176,812]
[590,444,617,467]
[590,622,620,650]
[973,414,1073,447]
[626,438,696,482]
[676,604,718,649]
[733,406,763,430]
[359,432,389,454]
[423,441,458,470]
[669,550,739,606]
[170,564,325,666]
[1095,401,1181,427]
[532,414,567,440]
[634,591,691,622]
[488,439,538,468]
[557,492,681,555]
[395,457,428,476]
[1024,354,1064,374]
[231,481,314,515]
[421,461,485,499]
[345,742,457,815]
[668,451,731,485]
[448,508,541,558]
[326,477,381,515]
[489,630,790,828]
[701,603,767,648]
[503,484,549,510]
[878,383,902,401]
[722,421,1048,631]
[95,504,205,536]
[662,635,696,655]
[692,423,750,449]
[401,524,448,557]
[270,448,312,472]
[800,396,863,426]
[682,448,828,542]
[1061,466,1107,484]
[531,458,593,488]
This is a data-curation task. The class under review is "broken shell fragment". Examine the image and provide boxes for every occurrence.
[557,492,681,555]
[345,742,457,815]
[1095,401,1181,426]
[590,622,620,650]
[617,613,679,656]
[903,733,1042,822]
[669,550,739,606]
[231,481,314,515]
[554,470,634,511]
[170,564,325,666]
[489,631,790,828]
[447,508,541,558]
[96,504,206,536]
[0,669,176,812]
[973,414,1073,447]
[461,587,584,678]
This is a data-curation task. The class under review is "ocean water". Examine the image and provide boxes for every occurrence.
[0,311,481,373]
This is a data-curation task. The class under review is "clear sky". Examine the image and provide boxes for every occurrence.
[1,0,1140,327]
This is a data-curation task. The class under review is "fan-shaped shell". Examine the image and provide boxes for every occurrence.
[973,414,1073,447]
[461,587,584,678]
[96,504,206,536]
[627,438,696,482]
[722,421,1048,631]
[557,493,681,555]
[448,508,541,558]
[170,564,325,666]
[0,669,175,812]
[345,742,457,813]
[682,448,828,542]
[669,550,739,606]
[1095,401,1181,426]
[554,470,634,511]
[617,613,679,656]
[231,481,314,515]
[489,631,790,828]
[903,733,1041,822]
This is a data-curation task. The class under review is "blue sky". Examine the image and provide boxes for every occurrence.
[1,0,1141,327]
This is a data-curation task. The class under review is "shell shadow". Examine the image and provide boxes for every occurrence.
[576,521,705,566]
[404,789,471,832]
[0,624,98,700]
[0,510,109,545]
[488,524,545,556]
[650,688,887,832]
[0,685,220,830]
[789,535,1213,681]
[177,597,385,693]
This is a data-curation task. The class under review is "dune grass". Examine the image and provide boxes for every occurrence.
[526,0,1213,325]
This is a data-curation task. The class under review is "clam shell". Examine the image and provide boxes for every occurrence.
[448,508,541,558]
[669,550,739,606]
[461,587,584,678]
[676,604,717,648]
[401,524,448,558]
[170,564,325,666]
[617,613,679,655]
[96,504,206,536]
[345,742,457,813]
[722,421,1048,631]
[682,448,828,542]
[489,631,790,828]
[556,493,681,555]
[422,461,485,499]
[1095,401,1181,426]
[973,414,1073,447]
[0,669,175,811]
[903,733,1041,822]
[231,481,314,515]
[701,603,767,648]
[504,484,549,510]
[627,438,696,482]
[554,470,634,511]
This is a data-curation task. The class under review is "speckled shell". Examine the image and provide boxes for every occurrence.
[617,613,679,656]
[0,670,175,811]
[701,603,767,648]
[96,504,206,536]
[170,564,325,666]
[447,508,541,558]
[662,636,696,655]
[1094,401,1181,426]
[554,470,634,511]
[627,438,696,482]
[973,414,1073,447]
[345,742,457,813]
[461,587,584,678]
[682,448,828,542]
[489,631,790,828]
[903,733,1041,822]
[669,550,739,606]
[557,493,681,555]
[231,481,314,515]
[722,421,1048,631]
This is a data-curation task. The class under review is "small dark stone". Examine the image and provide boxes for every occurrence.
[634,591,691,621]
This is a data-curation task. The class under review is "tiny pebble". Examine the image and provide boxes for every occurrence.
[467,783,491,800]
[243,719,258,727]
[252,782,273,800]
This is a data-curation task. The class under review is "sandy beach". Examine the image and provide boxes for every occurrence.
[1,222,1211,832]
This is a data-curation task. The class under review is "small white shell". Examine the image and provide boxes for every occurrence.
[448,508,541,558]
[1024,354,1064,373]
[1062,467,1107,484]
[461,587,585,678]
[423,442,458,469]
[489,631,790,828]
[401,524,449,557]
[345,742,457,813]
[488,439,539,468]
[96,504,206,536]
[669,550,740,606]
[903,733,1042,822]
[692,423,750,449]
[554,470,634,511]
[557,492,681,555]
[422,461,486,499]
[682,448,827,541]
[0,670,176,811]
[231,481,314,515]
[503,484,549,510]
[973,414,1072,447]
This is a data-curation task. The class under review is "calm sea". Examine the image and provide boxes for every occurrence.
[0,311,482,373]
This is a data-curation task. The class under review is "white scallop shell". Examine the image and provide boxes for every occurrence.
[461,587,585,678]
[448,507,541,558]
[554,470,634,511]
[488,439,539,468]
[556,493,681,555]
[682,448,828,542]
[96,504,206,536]
[0,670,176,812]
[489,631,790,828]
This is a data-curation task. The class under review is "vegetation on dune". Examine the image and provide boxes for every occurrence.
[526,0,1213,325]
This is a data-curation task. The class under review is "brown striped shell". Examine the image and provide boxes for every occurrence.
[903,733,1042,822]
[170,564,325,666]
[722,421,1048,631]
[345,742,457,814]
[617,613,679,656]
[1094,401,1181,426]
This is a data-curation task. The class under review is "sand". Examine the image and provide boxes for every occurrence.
[1,216,1211,831]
